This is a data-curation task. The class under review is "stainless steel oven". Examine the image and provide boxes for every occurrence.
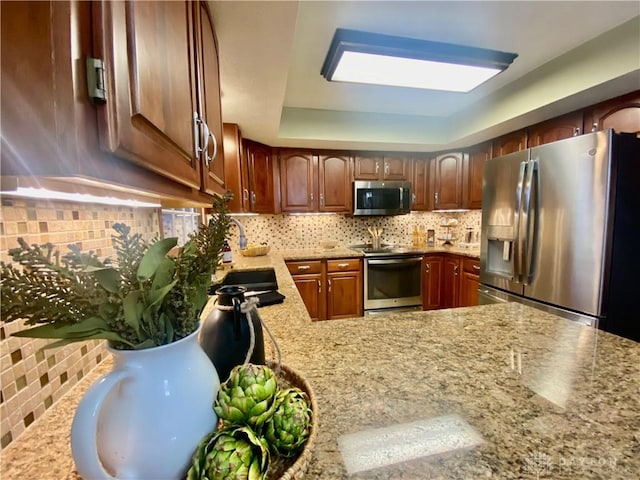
[364,255,423,314]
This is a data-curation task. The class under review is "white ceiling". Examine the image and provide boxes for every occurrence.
[210,1,640,152]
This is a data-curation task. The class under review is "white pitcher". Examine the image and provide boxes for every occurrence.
[71,325,219,479]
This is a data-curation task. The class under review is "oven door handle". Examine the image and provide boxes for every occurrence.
[367,257,423,265]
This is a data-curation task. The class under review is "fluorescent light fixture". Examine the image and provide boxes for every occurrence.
[321,29,518,93]
[2,187,161,208]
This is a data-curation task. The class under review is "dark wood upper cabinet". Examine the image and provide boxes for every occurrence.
[93,0,201,188]
[354,154,411,181]
[433,152,466,210]
[222,123,244,212]
[411,156,431,211]
[492,129,527,158]
[318,153,352,212]
[464,142,491,209]
[279,149,316,212]
[583,90,640,136]
[244,140,279,214]
[195,0,225,196]
[527,111,583,147]
[383,156,412,181]
[353,155,383,180]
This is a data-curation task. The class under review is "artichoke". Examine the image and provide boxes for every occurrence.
[186,426,269,480]
[214,363,278,429]
[264,387,313,457]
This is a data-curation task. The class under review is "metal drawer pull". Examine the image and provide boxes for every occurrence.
[472,264,480,270]
[297,265,311,270]
[337,263,349,268]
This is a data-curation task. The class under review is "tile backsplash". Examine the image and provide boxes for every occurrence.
[226,210,481,251]
[0,199,479,450]
[0,197,160,450]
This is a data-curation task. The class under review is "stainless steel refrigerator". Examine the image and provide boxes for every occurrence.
[479,129,640,342]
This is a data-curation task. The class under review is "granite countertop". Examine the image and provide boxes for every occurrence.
[2,252,638,479]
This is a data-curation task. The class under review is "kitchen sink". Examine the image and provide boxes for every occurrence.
[209,268,278,294]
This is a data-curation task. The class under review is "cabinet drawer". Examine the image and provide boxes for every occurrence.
[462,257,480,274]
[327,258,361,272]
[286,260,323,275]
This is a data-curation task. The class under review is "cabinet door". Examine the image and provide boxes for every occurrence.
[327,271,362,319]
[318,153,352,212]
[527,111,583,147]
[492,129,527,158]
[383,155,412,181]
[411,156,430,211]
[93,0,200,188]
[422,255,442,310]
[354,155,383,180]
[195,0,225,196]
[459,257,480,307]
[442,256,461,308]
[464,142,491,209]
[222,123,244,212]
[245,140,278,214]
[583,90,640,136]
[434,152,465,210]
[280,150,316,212]
[292,275,324,321]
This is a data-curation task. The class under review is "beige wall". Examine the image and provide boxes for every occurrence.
[0,197,160,450]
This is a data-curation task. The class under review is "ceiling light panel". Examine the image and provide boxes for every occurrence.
[322,29,518,93]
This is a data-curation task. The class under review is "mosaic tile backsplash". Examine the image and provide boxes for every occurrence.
[0,198,160,450]
[225,210,482,252]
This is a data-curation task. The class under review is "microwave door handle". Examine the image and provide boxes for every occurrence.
[522,159,539,284]
[513,160,527,282]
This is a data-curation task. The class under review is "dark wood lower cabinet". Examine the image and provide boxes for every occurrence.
[422,255,443,310]
[422,253,479,310]
[459,257,480,307]
[287,258,362,321]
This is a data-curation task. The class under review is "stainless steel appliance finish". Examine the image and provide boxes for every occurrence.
[480,130,640,341]
[353,181,411,216]
[363,255,423,312]
[478,285,596,327]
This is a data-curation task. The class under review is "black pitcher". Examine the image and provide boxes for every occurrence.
[199,286,265,381]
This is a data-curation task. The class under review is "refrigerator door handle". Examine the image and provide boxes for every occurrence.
[513,161,528,281]
[522,158,539,284]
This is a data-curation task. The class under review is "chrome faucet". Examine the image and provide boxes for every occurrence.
[230,217,247,250]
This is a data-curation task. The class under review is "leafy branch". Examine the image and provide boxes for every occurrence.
[0,194,233,350]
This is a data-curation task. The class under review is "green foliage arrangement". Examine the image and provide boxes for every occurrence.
[0,194,233,350]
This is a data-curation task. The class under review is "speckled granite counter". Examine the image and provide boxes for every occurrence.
[2,252,638,479]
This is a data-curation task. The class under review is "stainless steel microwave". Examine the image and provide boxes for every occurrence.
[353,181,411,216]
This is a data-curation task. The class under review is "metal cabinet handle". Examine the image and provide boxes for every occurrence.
[454,265,459,275]
[435,192,439,205]
[472,264,480,270]
[412,193,416,205]
[591,122,598,132]
[320,193,324,207]
[384,162,389,175]
[310,193,314,202]
[243,189,249,201]
[206,131,218,167]
[251,191,256,204]
[573,127,581,136]
[317,279,321,293]
[425,264,430,273]
[297,265,311,270]
[337,263,349,268]
[327,279,332,292]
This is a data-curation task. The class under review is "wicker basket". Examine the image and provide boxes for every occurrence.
[267,363,318,480]
[240,245,271,257]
